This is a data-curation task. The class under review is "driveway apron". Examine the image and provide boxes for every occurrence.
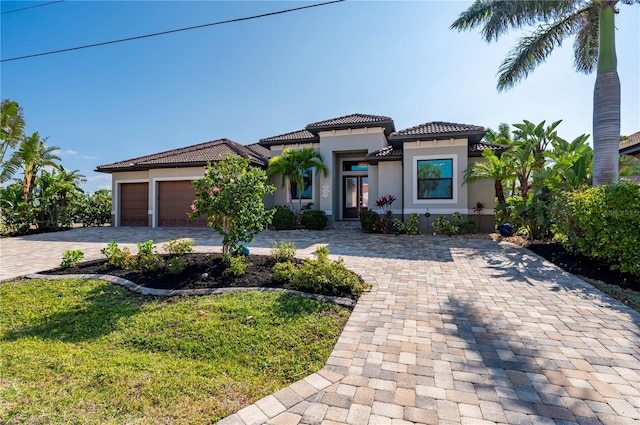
[1,227,639,424]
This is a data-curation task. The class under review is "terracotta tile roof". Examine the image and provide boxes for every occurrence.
[620,131,640,154]
[258,129,318,145]
[96,138,267,173]
[390,121,485,141]
[365,146,403,164]
[306,113,396,135]
[469,141,509,157]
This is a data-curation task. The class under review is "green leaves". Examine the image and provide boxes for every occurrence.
[191,155,275,254]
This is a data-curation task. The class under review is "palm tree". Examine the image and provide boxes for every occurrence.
[0,99,25,164]
[464,149,515,205]
[484,123,513,146]
[1,132,61,202]
[451,0,639,186]
[267,147,328,211]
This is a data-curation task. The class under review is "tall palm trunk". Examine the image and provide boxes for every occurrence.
[495,180,506,205]
[592,2,620,186]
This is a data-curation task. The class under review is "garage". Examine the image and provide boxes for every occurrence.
[120,182,149,226]
[157,181,208,227]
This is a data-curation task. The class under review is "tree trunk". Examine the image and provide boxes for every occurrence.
[495,180,506,205]
[592,3,620,186]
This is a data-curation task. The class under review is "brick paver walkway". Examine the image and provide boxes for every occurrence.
[1,227,639,424]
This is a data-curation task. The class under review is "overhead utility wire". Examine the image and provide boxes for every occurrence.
[1,0,64,15]
[1,0,344,63]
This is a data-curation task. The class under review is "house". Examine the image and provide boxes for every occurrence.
[620,131,640,159]
[96,113,500,231]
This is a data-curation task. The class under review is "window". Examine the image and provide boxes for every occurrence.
[290,168,313,200]
[342,161,369,172]
[417,158,453,199]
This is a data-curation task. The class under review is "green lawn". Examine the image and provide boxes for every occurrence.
[0,278,350,424]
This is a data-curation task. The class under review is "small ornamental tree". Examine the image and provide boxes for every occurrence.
[190,155,275,255]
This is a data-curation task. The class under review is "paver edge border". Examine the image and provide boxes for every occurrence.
[25,273,356,307]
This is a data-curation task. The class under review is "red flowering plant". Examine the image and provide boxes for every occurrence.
[375,195,396,218]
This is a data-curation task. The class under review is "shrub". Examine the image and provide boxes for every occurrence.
[392,219,406,234]
[272,206,296,230]
[301,210,328,230]
[452,212,476,234]
[60,250,84,268]
[271,241,296,263]
[168,257,186,274]
[274,246,366,296]
[406,213,420,235]
[101,241,133,268]
[223,254,249,277]
[359,210,379,233]
[553,181,640,276]
[432,216,458,236]
[163,239,196,255]
[74,189,112,227]
[134,240,162,271]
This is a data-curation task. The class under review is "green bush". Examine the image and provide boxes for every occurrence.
[133,240,162,271]
[392,219,406,234]
[273,247,366,296]
[74,189,112,227]
[163,239,196,255]
[223,254,249,276]
[553,181,640,276]
[452,212,477,234]
[272,206,296,230]
[406,213,420,235]
[301,210,328,230]
[432,216,458,236]
[100,241,133,269]
[168,257,186,274]
[60,250,85,268]
[359,210,379,233]
[271,241,296,262]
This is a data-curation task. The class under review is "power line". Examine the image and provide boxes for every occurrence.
[1,0,64,15]
[1,0,344,63]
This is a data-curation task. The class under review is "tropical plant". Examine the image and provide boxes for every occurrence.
[464,149,515,205]
[31,167,85,230]
[451,0,639,186]
[483,123,513,145]
[0,132,61,202]
[0,182,31,235]
[0,99,25,164]
[191,155,275,255]
[619,155,640,177]
[267,147,328,211]
[270,241,296,263]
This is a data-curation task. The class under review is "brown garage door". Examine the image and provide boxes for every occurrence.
[120,182,149,226]
[158,181,208,227]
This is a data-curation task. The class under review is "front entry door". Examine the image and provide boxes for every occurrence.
[343,176,368,219]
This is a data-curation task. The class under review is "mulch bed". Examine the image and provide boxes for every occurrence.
[526,243,640,292]
[44,253,294,290]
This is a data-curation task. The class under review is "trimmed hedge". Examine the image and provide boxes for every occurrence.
[359,210,379,233]
[553,181,640,276]
[301,210,327,230]
[271,207,296,230]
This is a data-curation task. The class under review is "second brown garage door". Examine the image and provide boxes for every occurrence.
[157,181,208,227]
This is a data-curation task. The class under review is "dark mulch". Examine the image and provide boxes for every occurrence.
[42,253,357,300]
[526,243,640,292]
[44,253,290,290]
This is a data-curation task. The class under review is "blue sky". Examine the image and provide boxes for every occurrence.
[2,0,639,193]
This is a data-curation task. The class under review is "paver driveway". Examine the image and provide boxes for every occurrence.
[1,227,639,424]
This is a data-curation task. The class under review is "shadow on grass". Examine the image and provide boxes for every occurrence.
[2,281,144,343]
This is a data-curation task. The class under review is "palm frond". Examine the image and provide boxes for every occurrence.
[573,4,599,73]
[497,10,586,90]
[452,0,583,42]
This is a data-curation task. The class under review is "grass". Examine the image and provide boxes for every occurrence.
[0,278,350,424]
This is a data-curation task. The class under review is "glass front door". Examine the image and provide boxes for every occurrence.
[343,176,368,219]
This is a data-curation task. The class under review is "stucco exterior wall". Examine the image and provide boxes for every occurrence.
[377,161,403,214]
